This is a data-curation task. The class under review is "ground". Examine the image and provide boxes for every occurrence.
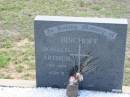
[0,87,130,97]
[0,0,130,85]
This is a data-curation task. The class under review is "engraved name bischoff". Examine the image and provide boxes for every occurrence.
[60,36,97,44]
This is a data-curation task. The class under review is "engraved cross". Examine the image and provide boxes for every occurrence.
[70,39,89,72]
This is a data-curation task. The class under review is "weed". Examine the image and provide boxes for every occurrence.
[0,53,10,68]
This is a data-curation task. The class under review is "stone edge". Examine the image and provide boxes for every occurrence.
[35,15,128,24]
[0,79,129,93]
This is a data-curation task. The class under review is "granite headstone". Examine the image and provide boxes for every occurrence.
[34,16,128,92]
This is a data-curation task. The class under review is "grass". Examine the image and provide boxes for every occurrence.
[0,0,130,85]
[0,53,10,68]
[16,65,24,73]
[0,0,128,40]
[124,61,130,86]
[0,38,12,48]
[124,71,130,86]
